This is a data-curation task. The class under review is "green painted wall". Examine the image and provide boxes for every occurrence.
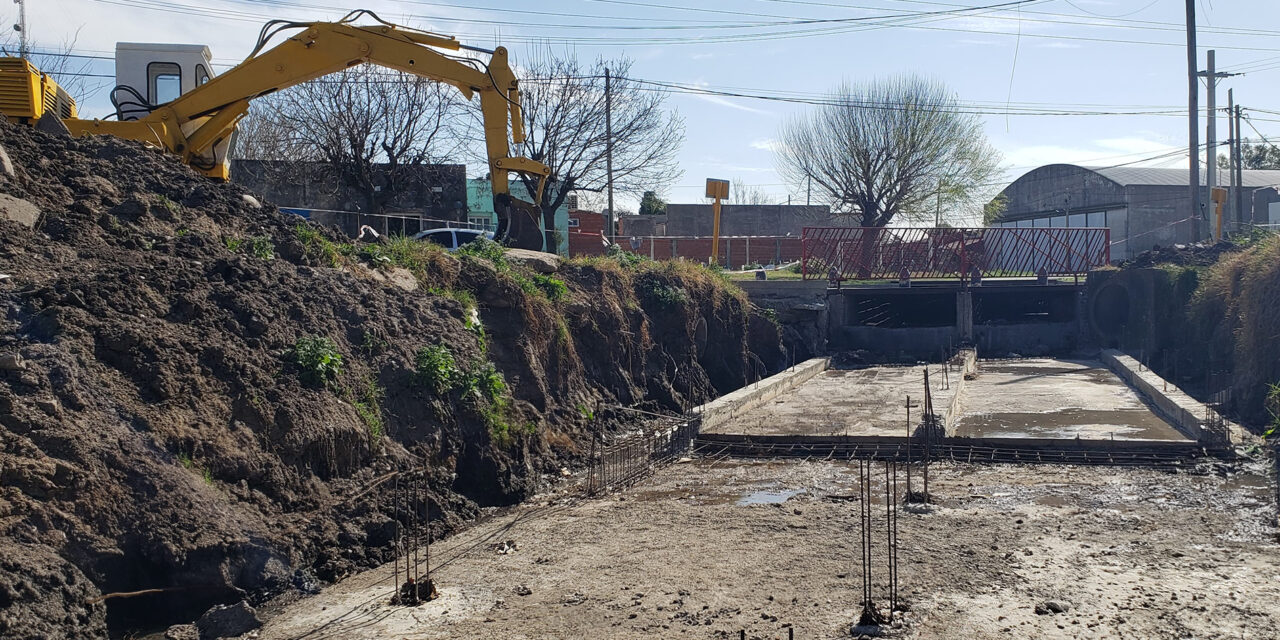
[466,178,569,255]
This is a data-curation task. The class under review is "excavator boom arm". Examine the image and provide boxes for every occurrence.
[57,16,551,249]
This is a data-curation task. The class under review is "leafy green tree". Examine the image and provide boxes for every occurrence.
[983,193,1008,226]
[638,190,667,216]
[1217,140,1280,170]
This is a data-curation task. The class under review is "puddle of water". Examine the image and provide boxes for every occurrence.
[1221,473,1274,501]
[1033,494,1074,508]
[955,408,1183,440]
[737,488,804,506]
[627,487,733,506]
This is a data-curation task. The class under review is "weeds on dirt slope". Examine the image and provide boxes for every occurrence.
[1187,233,1280,423]
[0,121,783,637]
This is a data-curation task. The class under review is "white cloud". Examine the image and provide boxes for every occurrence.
[1002,138,1183,174]
[749,138,780,152]
[690,91,772,115]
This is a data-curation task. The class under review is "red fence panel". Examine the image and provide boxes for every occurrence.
[801,227,1110,281]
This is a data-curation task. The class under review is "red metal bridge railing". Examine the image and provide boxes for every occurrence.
[801,226,1110,281]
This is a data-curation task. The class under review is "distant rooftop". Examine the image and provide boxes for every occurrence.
[1087,165,1280,188]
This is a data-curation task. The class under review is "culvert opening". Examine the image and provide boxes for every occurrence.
[847,291,956,328]
[1090,282,1130,345]
[973,289,1076,324]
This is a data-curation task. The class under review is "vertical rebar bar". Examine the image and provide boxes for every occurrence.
[430,491,435,586]
[891,461,899,610]
[393,473,399,601]
[884,461,891,609]
[860,459,868,609]
[905,396,912,498]
[923,368,932,502]
[411,473,419,588]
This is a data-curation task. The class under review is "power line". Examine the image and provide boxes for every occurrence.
[76,0,1280,51]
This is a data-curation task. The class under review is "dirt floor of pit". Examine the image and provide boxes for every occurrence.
[255,456,1279,640]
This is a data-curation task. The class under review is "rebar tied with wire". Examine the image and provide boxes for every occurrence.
[390,470,438,606]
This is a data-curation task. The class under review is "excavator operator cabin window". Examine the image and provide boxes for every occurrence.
[195,64,210,86]
[148,62,182,105]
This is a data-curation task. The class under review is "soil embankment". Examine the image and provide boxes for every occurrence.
[1090,235,1280,427]
[0,122,784,638]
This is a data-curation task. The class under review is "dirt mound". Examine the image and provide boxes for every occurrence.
[0,121,783,638]
[1119,240,1242,269]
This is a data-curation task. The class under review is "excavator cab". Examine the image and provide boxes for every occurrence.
[112,43,216,120]
[110,43,233,174]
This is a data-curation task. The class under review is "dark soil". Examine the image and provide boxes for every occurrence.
[0,121,784,638]
[1119,240,1242,269]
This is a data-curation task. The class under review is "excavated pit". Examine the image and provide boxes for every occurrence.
[0,121,785,639]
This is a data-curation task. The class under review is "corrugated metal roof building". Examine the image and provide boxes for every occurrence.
[990,164,1280,261]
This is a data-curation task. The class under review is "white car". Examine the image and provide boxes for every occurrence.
[412,227,494,250]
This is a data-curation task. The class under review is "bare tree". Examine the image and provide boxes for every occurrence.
[0,22,107,103]
[507,51,684,245]
[729,178,777,205]
[235,66,466,215]
[776,75,1001,227]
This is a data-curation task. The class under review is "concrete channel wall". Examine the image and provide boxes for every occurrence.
[692,357,829,434]
[1101,349,1236,444]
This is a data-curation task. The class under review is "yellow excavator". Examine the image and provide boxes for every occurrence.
[0,10,553,250]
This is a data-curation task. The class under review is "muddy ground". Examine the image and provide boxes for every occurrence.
[256,455,1279,640]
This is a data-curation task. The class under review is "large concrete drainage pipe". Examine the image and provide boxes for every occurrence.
[1089,279,1130,347]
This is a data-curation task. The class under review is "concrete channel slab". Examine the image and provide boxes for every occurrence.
[702,364,959,438]
[953,358,1190,442]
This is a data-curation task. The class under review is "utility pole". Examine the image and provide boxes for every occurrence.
[1228,88,1237,233]
[1236,103,1245,227]
[1186,0,1200,242]
[1204,51,1218,201]
[605,68,615,239]
[806,175,811,206]
[14,0,27,59]
[1198,51,1236,215]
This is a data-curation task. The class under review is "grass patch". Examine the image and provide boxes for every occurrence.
[413,342,516,444]
[456,237,508,265]
[360,234,445,272]
[427,286,477,310]
[248,235,275,260]
[156,194,181,215]
[415,344,461,394]
[293,335,343,387]
[177,452,213,485]
[604,244,648,269]
[295,224,349,268]
[351,376,385,445]
[223,236,244,253]
[724,267,806,281]
[642,279,690,307]
[531,274,568,302]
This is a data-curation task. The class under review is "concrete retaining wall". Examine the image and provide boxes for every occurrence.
[1101,349,1235,444]
[692,357,829,434]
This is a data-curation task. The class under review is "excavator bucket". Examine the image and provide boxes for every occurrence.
[494,194,545,251]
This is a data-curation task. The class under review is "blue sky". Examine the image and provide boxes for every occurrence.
[15,0,1280,220]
